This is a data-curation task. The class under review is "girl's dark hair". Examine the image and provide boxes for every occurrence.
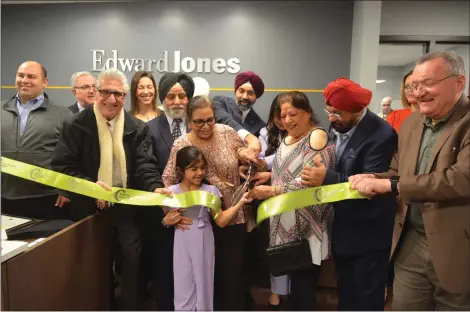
[130,71,159,115]
[265,93,288,156]
[175,146,207,182]
[278,91,319,125]
[186,95,215,121]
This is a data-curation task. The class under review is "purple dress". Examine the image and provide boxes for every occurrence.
[168,183,222,311]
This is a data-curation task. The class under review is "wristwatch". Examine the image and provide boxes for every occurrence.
[390,176,400,195]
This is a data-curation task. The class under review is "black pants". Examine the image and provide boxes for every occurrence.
[109,205,143,311]
[213,223,246,311]
[1,195,71,220]
[335,250,390,311]
[289,264,321,311]
[152,209,175,311]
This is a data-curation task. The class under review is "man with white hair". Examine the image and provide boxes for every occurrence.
[350,50,470,310]
[68,71,96,114]
[378,96,393,119]
[52,68,168,310]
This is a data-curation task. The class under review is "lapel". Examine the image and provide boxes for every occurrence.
[158,115,173,151]
[336,110,372,167]
[242,109,256,133]
[406,115,425,176]
[425,96,469,174]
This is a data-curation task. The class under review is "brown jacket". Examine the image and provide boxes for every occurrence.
[376,95,470,294]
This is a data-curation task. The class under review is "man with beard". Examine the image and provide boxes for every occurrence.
[212,71,265,155]
[146,72,194,310]
[299,77,397,310]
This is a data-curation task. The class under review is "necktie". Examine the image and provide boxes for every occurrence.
[335,133,349,160]
[172,119,182,141]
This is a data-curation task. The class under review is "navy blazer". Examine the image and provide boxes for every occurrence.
[68,102,80,114]
[147,113,190,175]
[324,110,398,256]
[212,95,266,137]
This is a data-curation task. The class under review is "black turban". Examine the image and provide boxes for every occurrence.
[158,72,195,103]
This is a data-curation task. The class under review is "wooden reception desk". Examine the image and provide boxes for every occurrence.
[1,214,110,311]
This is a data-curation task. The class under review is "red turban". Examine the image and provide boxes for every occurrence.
[323,77,372,112]
[234,71,265,98]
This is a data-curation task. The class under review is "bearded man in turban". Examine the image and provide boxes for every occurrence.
[300,77,398,310]
[146,72,195,310]
[212,71,265,159]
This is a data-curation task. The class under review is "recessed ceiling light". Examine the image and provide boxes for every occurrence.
[376,80,386,83]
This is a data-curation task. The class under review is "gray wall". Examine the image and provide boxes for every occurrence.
[1,1,354,127]
[374,66,404,112]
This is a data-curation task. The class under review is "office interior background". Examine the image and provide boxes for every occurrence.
[1,1,469,126]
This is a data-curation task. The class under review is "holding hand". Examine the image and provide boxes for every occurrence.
[238,147,258,164]
[55,195,70,208]
[300,155,327,187]
[96,181,112,209]
[163,209,182,226]
[239,191,254,205]
[350,177,391,197]
[154,187,173,197]
[251,172,272,186]
[250,185,273,200]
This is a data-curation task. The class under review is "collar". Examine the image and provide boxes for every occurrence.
[77,101,87,111]
[332,108,367,139]
[15,93,45,106]
[166,114,186,125]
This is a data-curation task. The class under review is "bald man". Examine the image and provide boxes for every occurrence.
[2,61,73,220]
[378,96,393,119]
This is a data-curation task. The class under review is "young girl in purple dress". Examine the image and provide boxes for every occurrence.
[162,146,253,311]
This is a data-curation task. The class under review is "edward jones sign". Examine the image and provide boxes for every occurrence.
[91,50,241,74]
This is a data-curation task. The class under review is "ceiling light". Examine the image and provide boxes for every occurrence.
[376,80,386,84]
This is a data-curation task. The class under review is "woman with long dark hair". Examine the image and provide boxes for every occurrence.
[129,71,162,122]
[258,94,289,308]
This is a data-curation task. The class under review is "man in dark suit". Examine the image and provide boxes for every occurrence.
[212,71,266,151]
[300,78,397,310]
[146,72,195,311]
[68,71,96,114]
[52,68,167,310]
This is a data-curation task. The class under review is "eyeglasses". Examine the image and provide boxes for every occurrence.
[192,117,216,128]
[324,109,342,120]
[75,85,95,91]
[410,75,456,92]
[166,93,187,101]
[98,89,125,100]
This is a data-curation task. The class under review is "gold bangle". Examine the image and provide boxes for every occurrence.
[271,185,277,197]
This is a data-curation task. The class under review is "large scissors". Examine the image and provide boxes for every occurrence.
[232,162,256,204]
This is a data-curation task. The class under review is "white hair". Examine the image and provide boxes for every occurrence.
[96,68,130,93]
[70,71,93,88]
[416,50,466,76]
[381,97,392,104]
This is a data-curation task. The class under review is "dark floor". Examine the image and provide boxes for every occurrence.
[139,286,393,311]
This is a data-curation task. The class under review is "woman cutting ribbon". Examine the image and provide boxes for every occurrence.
[249,91,336,311]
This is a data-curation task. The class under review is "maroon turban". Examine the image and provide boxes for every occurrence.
[323,77,372,112]
[234,71,265,98]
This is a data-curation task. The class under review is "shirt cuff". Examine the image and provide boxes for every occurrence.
[237,129,250,141]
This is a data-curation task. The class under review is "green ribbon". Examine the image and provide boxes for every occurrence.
[0,157,222,212]
[1,157,366,225]
[256,182,366,224]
